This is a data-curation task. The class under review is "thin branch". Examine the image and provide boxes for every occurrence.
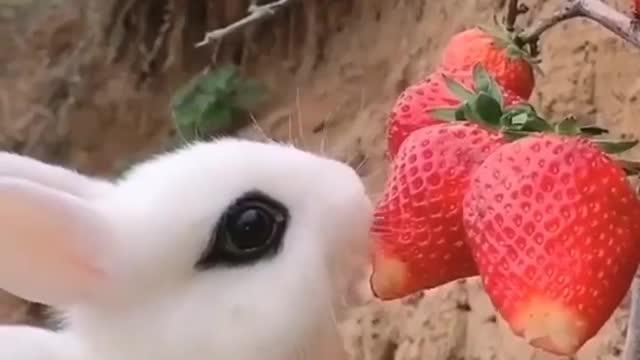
[505,0,520,32]
[195,0,296,48]
[519,0,640,48]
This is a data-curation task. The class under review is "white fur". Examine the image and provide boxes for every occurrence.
[0,138,373,360]
[0,152,113,198]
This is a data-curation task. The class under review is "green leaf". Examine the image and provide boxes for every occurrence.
[499,112,516,128]
[502,129,531,141]
[554,116,581,135]
[473,64,491,93]
[493,37,513,52]
[470,93,503,126]
[499,101,554,133]
[199,65,238,93]
[593,139,639,154]
[505,44,533,62]
[505,102,537,113]
[477,24,513,50]
[201,101,229,121]
[172,93,211,126]
[579,126,609,136]
[500,104,533,127]
[201,103,235,131]
[461,102,478,122]
[428,107,460,121]
[170,65,268,141]
[472,64,504,108]
[175,121,198,141]
[615,157,640,176]
[443,74,476,102]
[510,112,529,126]
[521,115,554,132]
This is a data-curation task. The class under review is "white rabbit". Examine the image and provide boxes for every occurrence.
[0,138,373,360]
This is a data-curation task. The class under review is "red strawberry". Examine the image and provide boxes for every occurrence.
[463,134,640,355]
[386,68,523,159]
[440,27,535,100]
[370,122,506,300]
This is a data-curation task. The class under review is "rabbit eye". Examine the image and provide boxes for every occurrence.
[196,191,289,268]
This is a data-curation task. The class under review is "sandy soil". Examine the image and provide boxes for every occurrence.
[2,0,640,359]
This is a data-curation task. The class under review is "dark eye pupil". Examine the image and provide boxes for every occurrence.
[195,191,289,269]
[228,208,272,250]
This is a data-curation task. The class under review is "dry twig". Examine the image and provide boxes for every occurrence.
[505,0,521,32]
[195,0,297,48]
[516,0,640,48]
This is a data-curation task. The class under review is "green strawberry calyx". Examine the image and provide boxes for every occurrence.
[476,20,543,75]
[428,63,639,157]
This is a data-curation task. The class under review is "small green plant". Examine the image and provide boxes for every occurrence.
[170,64,266,141]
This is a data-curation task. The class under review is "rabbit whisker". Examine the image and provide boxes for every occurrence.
[319,121,329,156]
[318,104,342,157]
[249,113,274,143]
[344,152,360,170]
[354,155,369,174]
[295,87,306,150]
[287,113,295,147]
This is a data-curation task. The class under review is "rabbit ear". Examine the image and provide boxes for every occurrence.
[0,152,113,199]
[0,177,114,307]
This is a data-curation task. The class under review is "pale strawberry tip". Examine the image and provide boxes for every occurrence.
[369,250,411,301]
[509,296,588,356]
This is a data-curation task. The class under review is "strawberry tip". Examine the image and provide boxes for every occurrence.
[370,252,410,301]
[509,296,588,356]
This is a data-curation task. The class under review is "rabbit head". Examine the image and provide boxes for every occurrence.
[0,138,373,360]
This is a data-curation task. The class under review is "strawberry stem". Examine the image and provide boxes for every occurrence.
[477,22,541,65]
[428,63,639,156]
